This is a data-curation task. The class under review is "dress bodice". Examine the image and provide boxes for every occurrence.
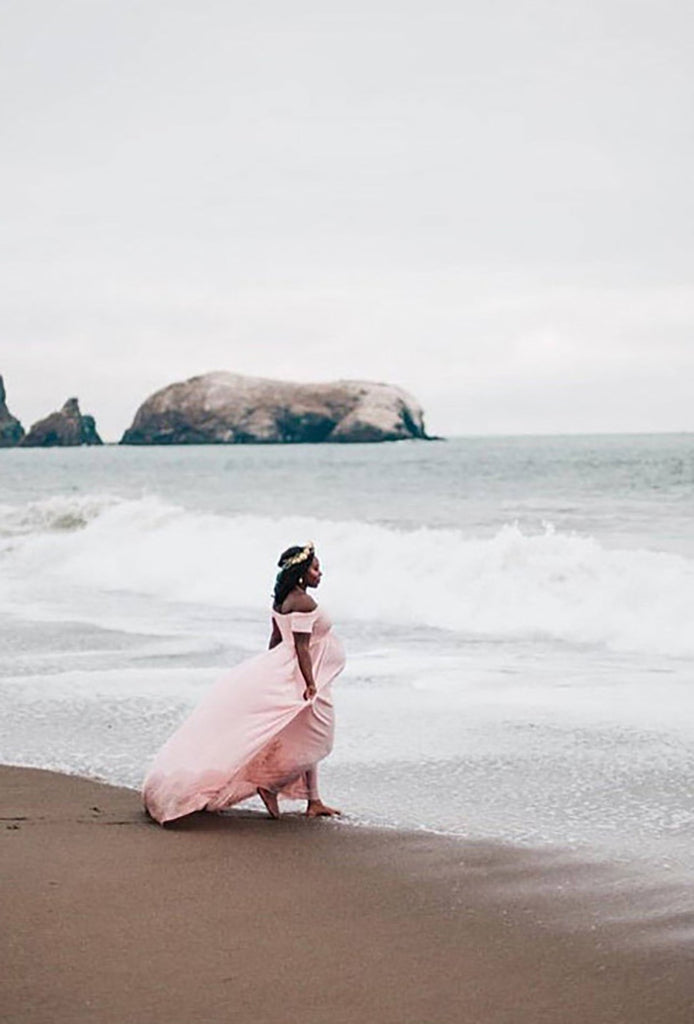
[272,605,333,645]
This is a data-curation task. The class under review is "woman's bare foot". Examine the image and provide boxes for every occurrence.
[306,799,341,818]
[257,787,280,819]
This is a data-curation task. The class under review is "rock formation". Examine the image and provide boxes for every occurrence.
[0,376,25,446]
[22,398,103,447]
[121,373,429,445]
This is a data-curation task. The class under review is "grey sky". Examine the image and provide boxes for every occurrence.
[2,0,693,440]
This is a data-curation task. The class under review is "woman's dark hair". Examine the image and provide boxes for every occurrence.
[273,545,315,609]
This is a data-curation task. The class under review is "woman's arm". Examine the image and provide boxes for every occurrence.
[268,619,282,650]
[294,632,316,700]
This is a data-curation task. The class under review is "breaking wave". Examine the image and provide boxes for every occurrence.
[1,494,693,657]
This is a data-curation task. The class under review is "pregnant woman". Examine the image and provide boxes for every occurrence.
[143,542,344,824]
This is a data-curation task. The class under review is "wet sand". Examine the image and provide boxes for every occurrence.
[2,765,693,1024]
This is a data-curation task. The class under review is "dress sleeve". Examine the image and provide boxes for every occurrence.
[290,610,318,634]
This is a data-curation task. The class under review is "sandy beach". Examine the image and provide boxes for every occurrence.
[2,765,693,1024]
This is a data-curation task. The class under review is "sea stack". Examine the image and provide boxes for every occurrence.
[0,376,25,446]
[22,398,103,447]
[121,373,430,445]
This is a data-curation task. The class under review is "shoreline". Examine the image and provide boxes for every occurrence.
[7,757,694,895]
[2,765,693,1024]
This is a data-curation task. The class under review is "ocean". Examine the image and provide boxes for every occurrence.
[2,436,693,885]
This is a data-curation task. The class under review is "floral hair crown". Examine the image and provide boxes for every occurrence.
[279,541,315,572]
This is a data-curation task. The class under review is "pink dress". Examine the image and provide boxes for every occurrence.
[142,606,345,824]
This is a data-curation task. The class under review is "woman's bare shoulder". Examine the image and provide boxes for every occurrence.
[281,591,317,614]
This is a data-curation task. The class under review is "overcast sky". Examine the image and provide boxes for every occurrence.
[2,0,693,440]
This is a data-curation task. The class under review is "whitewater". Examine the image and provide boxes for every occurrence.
[1,436,693,886]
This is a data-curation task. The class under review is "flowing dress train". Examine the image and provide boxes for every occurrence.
[142,606,345,824]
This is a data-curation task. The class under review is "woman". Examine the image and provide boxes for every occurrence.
[142,542,344,824]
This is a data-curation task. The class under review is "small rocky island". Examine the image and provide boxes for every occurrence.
[0,375,25,446]
[121,372,429,445]
[22,397,102,447]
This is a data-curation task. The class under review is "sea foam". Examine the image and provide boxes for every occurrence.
[1,494,693,657]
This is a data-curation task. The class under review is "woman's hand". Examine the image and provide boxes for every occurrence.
[303,682,317,701]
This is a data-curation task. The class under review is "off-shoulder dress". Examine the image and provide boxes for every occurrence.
[142,606,345,824]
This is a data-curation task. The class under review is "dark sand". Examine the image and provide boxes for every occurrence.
[2,766,693,1024]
